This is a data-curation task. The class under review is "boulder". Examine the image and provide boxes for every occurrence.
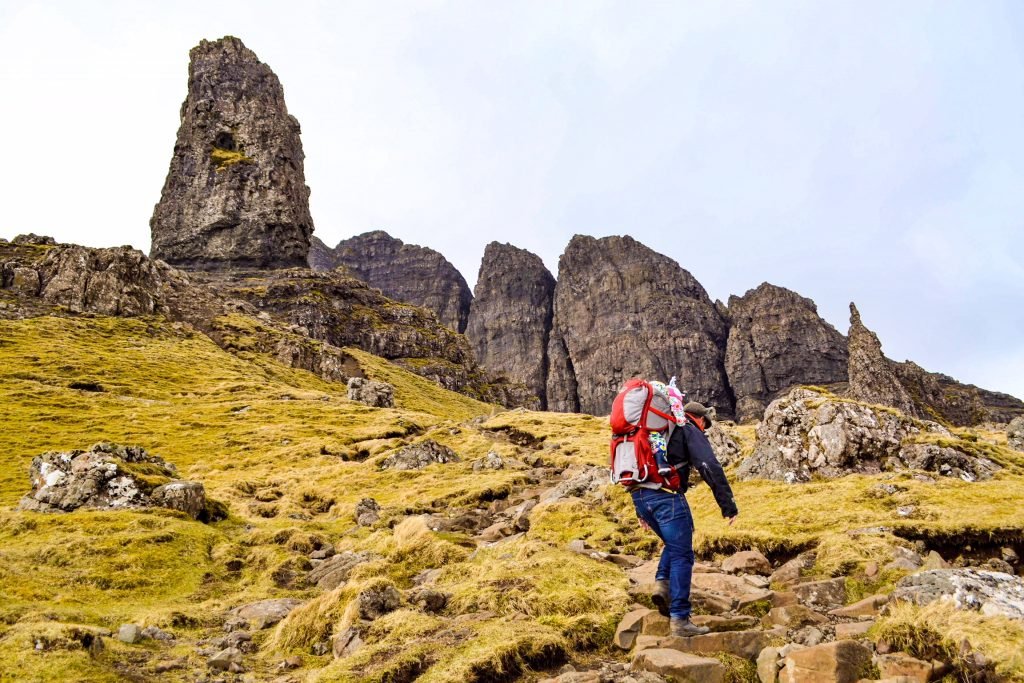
[792,578,847,611]
[631,648,726,683]
[757,646,781,683]
[346,377,394,408]
[208,647,244,672]
[779,640,872,683]
[1007,416,1024,451]
[891,569,1024,619]
[722,549,772,575]
[724,283,848,422]
[117,624,142,644]
[150,481,207,519]
[737,388,996,482]
[228,598,303,630]
[354,497,381,526]
[151,36,313,270]
[331,627,363,659]
[357,583,402,620]
[465,242,556,407]
[308,551,378,591]
[380,440,460,470]
[771,553,815,588]
[13,233,56,246]
[16,443,209,519]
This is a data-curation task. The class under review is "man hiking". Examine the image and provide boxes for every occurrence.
[630,400,738,637]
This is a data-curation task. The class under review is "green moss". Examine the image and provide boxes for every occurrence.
[210,146,253,170]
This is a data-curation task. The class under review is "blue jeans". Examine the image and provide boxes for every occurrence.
[631,488,695,619]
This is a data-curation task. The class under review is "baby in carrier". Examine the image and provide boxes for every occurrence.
[648,377,688,476]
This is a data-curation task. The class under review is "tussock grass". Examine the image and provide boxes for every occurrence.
[875,601,1024,682]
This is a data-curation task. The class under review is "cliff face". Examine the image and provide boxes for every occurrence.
[546,235,732,416]
[725,283,848,422]
[847,302,924,418]
[465,243,555,408]
[150,37,313,270]
[311,231,472,333]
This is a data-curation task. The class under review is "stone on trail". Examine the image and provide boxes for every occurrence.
[762,604,828,628]
[690,614,759,632]
[631,648,726,683]
[834,620,874,640]
[208,646,244,672]
[614,608,650,650]
[875,652,945,683]
[722,549,772,575]
[757,646,781,683]
[792,577,847,611]
[659,628,778,660]
[829,593,889,618]
[779,640,872,683]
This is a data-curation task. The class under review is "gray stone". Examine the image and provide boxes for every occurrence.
[228,598,303,629]
[380,440,460,471]
[151,36,313,270]
[357,583,402,620]
[354,497,381,526]
[151,481,207,519]
[1008,416,1024,451]
[891,569,1024,619]
[331,627,363,659]
[117,624,142,644]
[847,303,923,418]
[16,443,210,519]
[540,465,606,503]
[792,578,847,611]
[308,551,378,591]
[346,377,394,408]
[208,646,243,671]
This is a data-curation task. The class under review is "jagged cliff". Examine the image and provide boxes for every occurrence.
[150,37,313,270]
[546,235,733,416]
[465,242,555,409]
[310,231,472,333]
[724,283,848,422]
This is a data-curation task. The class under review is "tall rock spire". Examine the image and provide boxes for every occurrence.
[847,302,923,418]
[150,36,313,269]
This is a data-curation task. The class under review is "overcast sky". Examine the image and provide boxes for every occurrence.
[2,1,1022,400]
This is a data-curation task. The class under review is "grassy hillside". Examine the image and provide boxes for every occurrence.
[2,315,1024,681]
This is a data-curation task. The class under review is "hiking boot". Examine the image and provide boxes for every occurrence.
[670,618,710,637]
[651,579,670,617]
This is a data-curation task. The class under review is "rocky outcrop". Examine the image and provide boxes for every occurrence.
[724,284,847,422]
[346,378,394,408]
[150,36,313,270]
[892,569,1024,619]
[313,231,472,333]
[307,236,336,272]
[466,242,555,408]
[847,303,922,418]
[17,443,215,520]
[737,387,1000,482]
[380,440,460,470]
[547,235,732,416]
[200,268,535,407]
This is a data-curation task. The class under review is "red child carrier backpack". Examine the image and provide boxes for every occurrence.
[609,379,681,490]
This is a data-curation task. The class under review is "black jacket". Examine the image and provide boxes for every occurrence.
[667,422,738,518]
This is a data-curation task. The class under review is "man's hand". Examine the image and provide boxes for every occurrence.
[727,515,737,526]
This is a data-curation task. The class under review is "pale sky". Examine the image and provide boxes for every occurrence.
[2,1,1022,400]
